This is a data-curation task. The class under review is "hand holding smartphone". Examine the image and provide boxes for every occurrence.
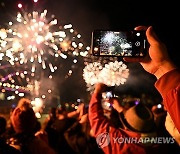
[91,29,149,57]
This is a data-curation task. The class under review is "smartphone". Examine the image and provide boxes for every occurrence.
[101,99,113,111]
[101,91,113,111]
[91,30,148,57]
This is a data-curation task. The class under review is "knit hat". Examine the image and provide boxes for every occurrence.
[11,106,37,134]
[119,103,156,133]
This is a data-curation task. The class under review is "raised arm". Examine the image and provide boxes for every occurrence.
[124,26,180,132]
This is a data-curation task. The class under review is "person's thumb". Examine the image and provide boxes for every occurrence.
[146,26,160,46]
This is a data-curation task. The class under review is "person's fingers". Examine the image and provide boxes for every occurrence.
[135,26,160,46]
[134,26,148,31]
[146,26,160,46]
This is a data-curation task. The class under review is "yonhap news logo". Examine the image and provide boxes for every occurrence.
[96,132,175,148]
[96,132,110,148]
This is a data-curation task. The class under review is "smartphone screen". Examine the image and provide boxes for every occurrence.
[91,30,148,57]
[101,91,113,111]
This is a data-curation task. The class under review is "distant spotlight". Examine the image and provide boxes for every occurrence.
[157,104,162,109]
[48,89,52,93]
[34,0,38,2]
[18,3,22,8]
[42,95,46,99]
[18,93,24,97]
[35,112,41,119]
[135,100,139,105]
[49,75,52,79]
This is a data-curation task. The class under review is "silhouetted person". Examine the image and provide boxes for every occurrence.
[8,101,56,154]
[0,115,20,154]
[43,107,58,150]
[64,104,104,154]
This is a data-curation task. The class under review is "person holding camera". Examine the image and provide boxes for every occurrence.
[88,26,180,153]
[124,26,180,142]
[88,83,180,154]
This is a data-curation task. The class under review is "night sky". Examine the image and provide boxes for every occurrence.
[0,0,179,105]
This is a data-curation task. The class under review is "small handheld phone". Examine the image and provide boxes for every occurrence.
[91,30,148,57]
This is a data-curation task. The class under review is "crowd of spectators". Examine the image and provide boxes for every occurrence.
[0,25,179,154]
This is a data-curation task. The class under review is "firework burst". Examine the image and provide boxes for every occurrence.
[0,9,89,72]
[83,60,129,92]
[83,62,103,91]
[99,61,129,86]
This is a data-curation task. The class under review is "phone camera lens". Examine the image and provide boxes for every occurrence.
[135,41,140,46]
